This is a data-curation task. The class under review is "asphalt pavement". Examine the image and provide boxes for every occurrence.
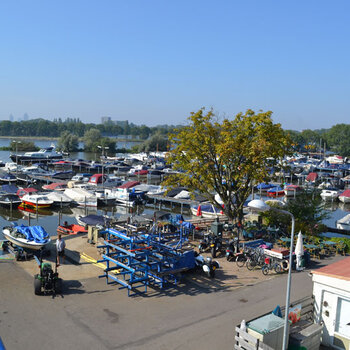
[0,255,345,350]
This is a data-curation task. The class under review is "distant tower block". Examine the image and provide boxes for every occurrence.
[101,116,111,124]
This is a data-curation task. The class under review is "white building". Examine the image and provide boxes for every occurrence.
[312,256,350,349]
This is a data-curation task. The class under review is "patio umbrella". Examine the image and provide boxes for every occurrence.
[295,231,304,270]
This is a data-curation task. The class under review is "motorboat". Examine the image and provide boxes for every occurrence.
[339,189,350,204]
[87,174,123,187]
[42,182,67,191]
[267,186,285,197]
[320,188,340,201]
[0,193,22,208]
[0,172,17,183]
[255,183,276,193]
[104,182,145,207]
[57,222,88,235]
[21,165,53,177]
[10,145,63,163]
[64,187,98,207]
[21,193,54,208]
[336,213,350,230]
[190,202,224,218]
[284,184,302,197]
[45,191,73,207]
[2,224,51,250]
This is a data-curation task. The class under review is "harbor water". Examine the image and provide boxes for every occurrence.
[0,138,349,241]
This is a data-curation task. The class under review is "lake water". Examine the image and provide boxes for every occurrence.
[0,138,139,163]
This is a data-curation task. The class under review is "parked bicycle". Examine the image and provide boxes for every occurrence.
[261,257,282,275]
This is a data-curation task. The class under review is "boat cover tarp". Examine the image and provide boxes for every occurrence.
[79,214,111,226]
[256,183,275,190]
[2,184,18,194]
[14,224,50,243]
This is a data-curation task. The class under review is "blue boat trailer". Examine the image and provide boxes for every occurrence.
[98,227,196,296]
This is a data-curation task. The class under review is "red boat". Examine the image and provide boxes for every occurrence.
[57,222,88,235]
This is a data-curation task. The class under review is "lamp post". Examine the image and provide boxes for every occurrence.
[247,199,295,350]
[97,145,109,189]
[13,140,21,175]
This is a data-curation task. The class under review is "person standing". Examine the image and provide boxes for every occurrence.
[56,234,66,266]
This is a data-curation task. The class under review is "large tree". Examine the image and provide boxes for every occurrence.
[57,131,79,152]
[163,108,291,223]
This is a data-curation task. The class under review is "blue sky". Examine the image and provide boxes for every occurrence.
[0,1,349,130]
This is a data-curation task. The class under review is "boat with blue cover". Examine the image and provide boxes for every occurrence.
[2,224,51,250]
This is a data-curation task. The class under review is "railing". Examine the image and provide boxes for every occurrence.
[234,327,274,350]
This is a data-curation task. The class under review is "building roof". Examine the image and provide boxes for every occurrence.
[312,257,350,281]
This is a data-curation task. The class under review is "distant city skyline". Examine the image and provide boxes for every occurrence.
[1,1,349,131]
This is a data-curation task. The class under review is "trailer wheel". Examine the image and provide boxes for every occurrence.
[34,275,42,295]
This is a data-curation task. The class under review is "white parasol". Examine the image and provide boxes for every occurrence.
[294,231,304,256]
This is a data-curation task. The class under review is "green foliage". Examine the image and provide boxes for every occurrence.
[327,237,350,253]
[324,124,350,157]
[57,131,79,152]
[262,191,329,236]
[10,140,38,152]
[134,132,168,152]
[164,108,292,222]
[83,128,102,152]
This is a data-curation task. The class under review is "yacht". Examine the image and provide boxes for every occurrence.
[10,146,63,163]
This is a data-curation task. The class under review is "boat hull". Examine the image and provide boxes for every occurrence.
[22,201,52,208]
[2,229,51,250]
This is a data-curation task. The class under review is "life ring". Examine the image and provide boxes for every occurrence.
[281,259,289,271]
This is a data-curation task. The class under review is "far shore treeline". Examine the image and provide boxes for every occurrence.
[1,117,350,156]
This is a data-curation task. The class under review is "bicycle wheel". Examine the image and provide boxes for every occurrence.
[274,263,282,274]
[262,265,269,275]
[236,255,246,268]
[246,259,255,271]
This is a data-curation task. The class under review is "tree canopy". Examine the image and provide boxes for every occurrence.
[57,131,79,152]
[163,108,291,222]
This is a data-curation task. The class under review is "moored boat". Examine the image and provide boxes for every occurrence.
[320,188,340,201]
[10,146,64,163]
[284,184,302,197]
[267,186,285,197]
[21,193,54,208]
[339,189,350,204]
[336,213,350,230]
[190,202,224,218]
[57,222,88,235]
[0,193,22,208]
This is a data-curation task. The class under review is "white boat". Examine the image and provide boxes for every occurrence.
[87,174,123,187]
[336,213,350,230]
[104,187,144,207]
[338,189,350,204]
[21,165,52,176]
[21,193,54,208]
[46,191,73,207]
[2,224,51,250]
[64,188,98,207]
[10,145,63,163]
[320,188,340,201]
[284,184,302,197]
[190,202,224,218]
